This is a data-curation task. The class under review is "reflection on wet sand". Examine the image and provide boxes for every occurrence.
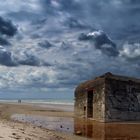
[11,114,140,140]
[74,118,140,140]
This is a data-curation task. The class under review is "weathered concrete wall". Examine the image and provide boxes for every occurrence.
[105,78,140,122]
[93,84,105,121]
[74,90,86,118]
[74,79,105,121]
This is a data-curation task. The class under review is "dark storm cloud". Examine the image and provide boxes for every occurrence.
[0,47,52,67]
[0,16,17,46]
[15,52,52,67]
[100,44,119,57]
[0,38,10,45]
[78,31,115,46]
[0,46,16,66]
[79,30,119,56]
[0,47,42,67]
[0,16,17,37]
[17,53,41,66]
[38,40,53,49]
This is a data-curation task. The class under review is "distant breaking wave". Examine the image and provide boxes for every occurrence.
[0,99,74,105]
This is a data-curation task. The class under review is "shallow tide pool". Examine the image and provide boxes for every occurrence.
[11,114,140,139]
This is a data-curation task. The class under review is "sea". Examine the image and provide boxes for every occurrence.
[0,98,74,105]
[0,90,74,105]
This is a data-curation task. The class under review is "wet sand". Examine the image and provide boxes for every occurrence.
[0,102,140,140]
[11,114,74,133]
[0,103,87,140]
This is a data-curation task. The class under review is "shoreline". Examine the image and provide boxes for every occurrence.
[0,101,74,112]
[0,99,74,105]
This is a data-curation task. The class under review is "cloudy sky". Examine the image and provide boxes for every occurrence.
[0,0,140,99]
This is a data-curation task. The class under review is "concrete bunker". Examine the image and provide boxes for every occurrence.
[74,72,140,122]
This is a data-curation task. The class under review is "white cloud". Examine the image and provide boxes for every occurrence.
[0,0,41,15]
[120,42,140,59]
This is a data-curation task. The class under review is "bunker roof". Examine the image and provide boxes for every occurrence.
[75,72,140,93]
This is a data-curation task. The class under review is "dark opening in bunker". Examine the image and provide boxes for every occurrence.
[87,90,93,118]
[84,106,86,117]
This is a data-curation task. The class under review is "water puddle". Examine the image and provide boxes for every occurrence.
[11,114,140,139]
[11,114,74,133]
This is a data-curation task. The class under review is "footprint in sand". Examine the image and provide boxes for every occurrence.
[10,133,22,140]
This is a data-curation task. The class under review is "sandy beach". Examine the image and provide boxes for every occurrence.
[0,102,88,140]
[0,102,140,140]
